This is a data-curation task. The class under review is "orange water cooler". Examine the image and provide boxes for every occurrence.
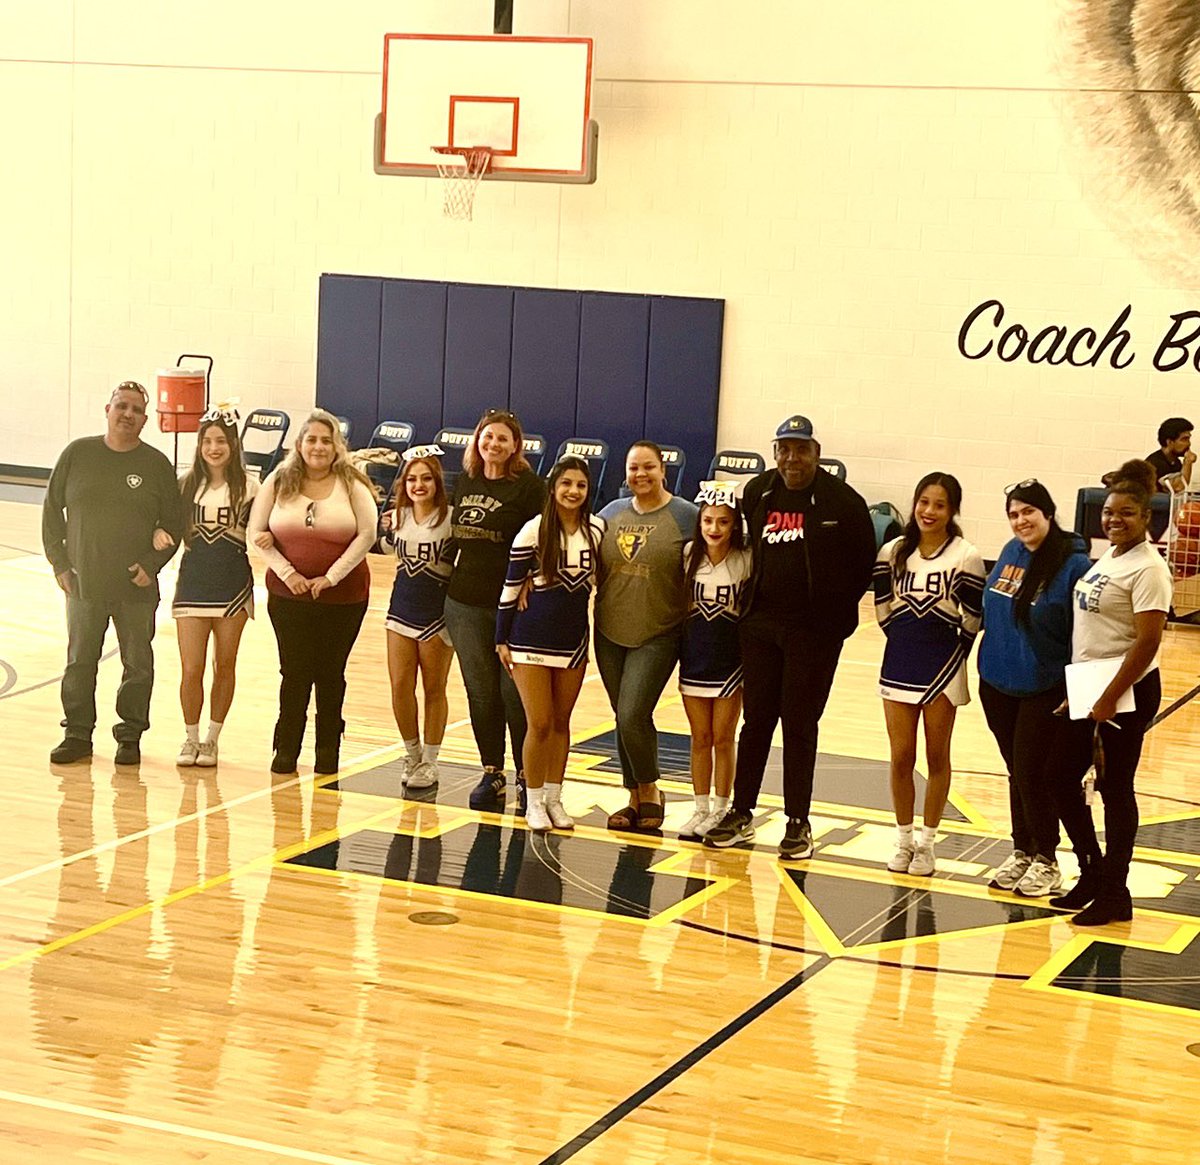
[156,355,212,433]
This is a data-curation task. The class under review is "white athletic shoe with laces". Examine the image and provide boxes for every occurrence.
[195,740,218,767]
[888,842,916,873]
[695,809,726,838]
[989,850,1032,890]
[1015,857,1062,898]
[525,800,552,833]
[907,844,936,876]
[405,760,438,790]
[679,808,709,839]
[177,740,199,767]
[545,799,574,830]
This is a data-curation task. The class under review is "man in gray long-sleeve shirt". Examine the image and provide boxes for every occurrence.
[42,381,183,765]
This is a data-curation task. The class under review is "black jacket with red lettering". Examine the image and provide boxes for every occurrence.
[741,466,876,641]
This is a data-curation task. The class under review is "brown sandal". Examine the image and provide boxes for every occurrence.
[607,800,640,830]
[636,795,665,831]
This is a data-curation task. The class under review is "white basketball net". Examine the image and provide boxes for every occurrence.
[431,146,492,221]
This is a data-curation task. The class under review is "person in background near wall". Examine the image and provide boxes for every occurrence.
[595,442,698,832]
[42,381,183,767]
[161,404,258,768]
[496,455,605,832]
[381,446,455,791]
[444,408,547,812]
[248,408,377,776]
[677,481,753,841]
[977,480,1094,899]
[1054,459,1171,925]
[1145,417,1194,493]
[706,415,876,858]
[873,472,985,877]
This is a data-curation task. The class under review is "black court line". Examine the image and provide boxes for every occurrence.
[1151,681,1200,729]
[680,919,1030,983]
[537,955,832,1165]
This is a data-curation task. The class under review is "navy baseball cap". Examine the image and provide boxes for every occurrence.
[774,415,817,442]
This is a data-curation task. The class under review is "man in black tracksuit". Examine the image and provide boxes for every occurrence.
[705,415,875,858]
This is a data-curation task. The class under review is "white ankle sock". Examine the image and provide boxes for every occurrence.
[544,783,562,804]
[897,823,914,846]
[205,720,223,744]
[424,742,441,764]
[528,785,547,806]
[920,825,938,848]
[403,737,422,762]
[185,723,200,744]
[695,793,711,813]
[713,795,731,815]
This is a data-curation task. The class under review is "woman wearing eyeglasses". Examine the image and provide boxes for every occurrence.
[158,406,258,767]
[248,408,378,775]
[1053,460,1171,925]
[444,409,547,811]
[977,479,1093,898]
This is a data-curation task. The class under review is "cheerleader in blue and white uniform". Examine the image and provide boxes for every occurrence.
[496,455,605,832]
[873,472,985,876]
[161,405,258,767]
[678,482,753,840]
[383,447,455,790]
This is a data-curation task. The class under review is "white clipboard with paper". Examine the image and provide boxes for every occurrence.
[1064,657,1135,720]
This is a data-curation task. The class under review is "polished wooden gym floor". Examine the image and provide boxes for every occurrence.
[4,490,1200,1164]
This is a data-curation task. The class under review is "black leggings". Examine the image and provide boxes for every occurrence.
[1052,670,1161,889]
[268,594,368,755]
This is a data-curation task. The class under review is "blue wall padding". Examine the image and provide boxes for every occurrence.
[316,275,723,503]
[646,296,725,497]
[444,284,514,424]
[315,275,382,444]
[378,279,448,439]
[510,288,581,468]
[576,292,650,500]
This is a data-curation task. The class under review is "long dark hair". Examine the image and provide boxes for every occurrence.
[392,455,448,525]
[891,472,963,580]
[180,417,248,544]
[537,456,601,587]
[684,500,747,591]
[1005,482,1072,627]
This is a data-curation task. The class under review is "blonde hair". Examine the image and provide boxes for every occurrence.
[461,409,532,481]
[273,409,372,501]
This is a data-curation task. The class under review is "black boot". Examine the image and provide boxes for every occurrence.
[271,716,305,774]
[314,716,343,776]
[1049,855,1101,910]
[1072,860,1133,926]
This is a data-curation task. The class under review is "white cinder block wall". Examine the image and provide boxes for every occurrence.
[2,0,1194,553]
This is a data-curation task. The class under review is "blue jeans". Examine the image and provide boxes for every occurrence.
[594,628,680,789]
[444,596,527,772]
[61,596,157,743]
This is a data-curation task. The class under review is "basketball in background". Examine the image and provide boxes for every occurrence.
[1177,501,1200,538]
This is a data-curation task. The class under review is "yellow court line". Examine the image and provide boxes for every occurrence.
[0,741,408,891]
[0,1087,377,1165]
[1024,922,1200,1019]
[0,801,410,975]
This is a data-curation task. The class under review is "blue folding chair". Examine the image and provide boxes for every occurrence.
[619,443,686,498]
[241,409,290,480]
[819,458,847,482]
[523,433,547,474]
[555,437,610,498]
[336,416,353,446]
[435,426,476,493]
[364,420,415,504]
[708,449,766,486]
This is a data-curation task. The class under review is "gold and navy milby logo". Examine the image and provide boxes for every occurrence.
[617,525,654,562]
[126,474,143,489]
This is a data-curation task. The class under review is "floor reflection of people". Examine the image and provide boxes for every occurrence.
[31,769,167,1103]
[157,769,243,1098]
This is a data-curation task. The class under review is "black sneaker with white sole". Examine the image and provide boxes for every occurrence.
[779,818,814,860]
[702,809,756,848]
[468,767,507,810]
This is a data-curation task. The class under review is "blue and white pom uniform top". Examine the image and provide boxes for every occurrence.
[496,514,606,668]
[679,544,753,698]
[873,534,986,706]
[385,507,453,644]
[172,478,258,619]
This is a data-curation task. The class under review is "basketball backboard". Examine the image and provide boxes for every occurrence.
[375,33,597,184]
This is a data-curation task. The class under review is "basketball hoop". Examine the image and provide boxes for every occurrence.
[431,145,492,220]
